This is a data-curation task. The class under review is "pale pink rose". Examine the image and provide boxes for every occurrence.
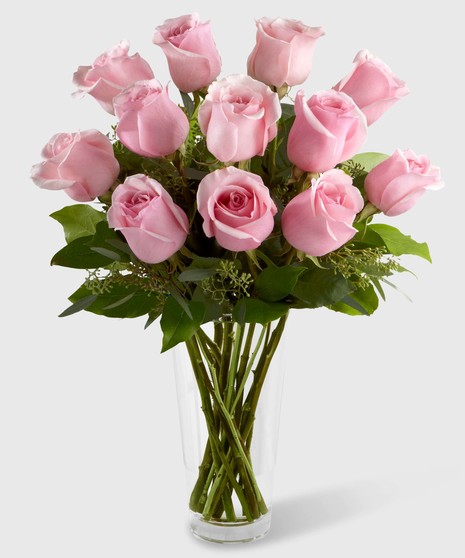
[198,74,281,163]
[72,40,154,115]
[282,169,364,256]
[247,17,325,88]
[333,50,409,126]
[197,167,277,251]
[287,89,367,173]
[107,174,189,264]
[113,79,189,158]
[365,149,443,216]
[153,13,221,92]
[31,130,120,202]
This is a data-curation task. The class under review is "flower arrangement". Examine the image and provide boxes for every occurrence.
[32,13,443,543]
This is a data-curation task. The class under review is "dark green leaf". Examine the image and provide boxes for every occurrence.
[330,284,379,316]
[255,266,306,302]
[50,205,106,243]
[178,267,218,282]
[180,91,195,117]
[369,224,431,262]
[59,295,98,317]
[102,293,135,310]
[160,297,205,352]
[51,236,114,269]
[69,284,158,318]
[232,298,289,325]
[292,268,353,308]
[192,286,224,323]
[51,221,130,269]
[90,247,122,261]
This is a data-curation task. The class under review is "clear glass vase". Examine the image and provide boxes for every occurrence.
[173,314,288,543]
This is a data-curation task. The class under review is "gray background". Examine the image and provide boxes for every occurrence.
[1,0,464,555]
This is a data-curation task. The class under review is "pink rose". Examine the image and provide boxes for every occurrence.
[107,174,189,264]
[364,149,444,216]
[198,74,281,163]
[197,167,277,251]
[72,40,154,115]
[153,13,221,93]
[333,50,409,126]
[31,130,120,202]
[282,169,364,256]
[114,79,189,158]
[287,89,367,173]
[247,17,325,88]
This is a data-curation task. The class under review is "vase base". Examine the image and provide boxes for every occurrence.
[189,510,272,544]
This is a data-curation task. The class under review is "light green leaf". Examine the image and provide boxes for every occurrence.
[349,152,390,172]
[369,224,431,262]
[50,205,106,243]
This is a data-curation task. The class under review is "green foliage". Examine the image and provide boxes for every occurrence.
[255,265,305,302]
[160,297,205,352]
[45,88,435,341]
[51,221,129,269]
[201,260,253,304]
[292,267,354,308]
[354,223,431,262]
[232,298,289,325]
[50,205,106,243]
[330,284,380,316]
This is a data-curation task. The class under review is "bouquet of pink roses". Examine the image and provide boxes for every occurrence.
[31,13,443,543]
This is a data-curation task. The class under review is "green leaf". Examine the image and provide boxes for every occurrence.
[51,221,130,269]
[192,286,224,323]
[51,235,114,269]
[349,152,390,172]
[232,298,289,325]
[90,247,122,261]
[50,205,106,243]
[144,310,162,330]
[255,266,306,302]
[369,224,432,262]
[180,91,195,117]
[178,257,221,282]
[160,297,205,352]
[178,267,218,282]
[330,284,379,316]
[292,268,353,308]
[69,284,159,318]
[59,295,98,317]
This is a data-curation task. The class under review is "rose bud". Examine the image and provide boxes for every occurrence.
[107,174,189,264]
[287,89,367,173]
[113,79,189,158]
[153,13,221,93]
[365,149,444,216]
[247,17,325,88]
[73,40,154,115]
[197,167,277,252]
[31,130,120,202]
[282,169,364,256]
[333,50,409,126]
[198,74,281,163]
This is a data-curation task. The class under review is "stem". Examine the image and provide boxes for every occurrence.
[186,336,254,521]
